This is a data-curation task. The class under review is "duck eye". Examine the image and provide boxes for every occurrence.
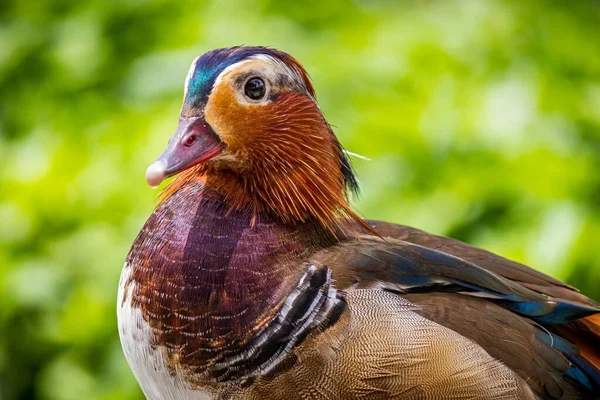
[183,134,197,147]
[244,77,266,100]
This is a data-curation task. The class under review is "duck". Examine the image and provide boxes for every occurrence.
[117,46,600,400]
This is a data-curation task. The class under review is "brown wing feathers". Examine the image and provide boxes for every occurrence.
[403,293,579,399]
[331,222,600,394]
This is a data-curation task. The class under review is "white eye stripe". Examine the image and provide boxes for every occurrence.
[251,55,309,94]
[212,59,254,88]
[211,54,309,96]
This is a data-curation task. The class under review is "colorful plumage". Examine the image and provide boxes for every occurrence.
[118,46,600,399]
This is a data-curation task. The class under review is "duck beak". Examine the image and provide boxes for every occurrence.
[145,117,224,188]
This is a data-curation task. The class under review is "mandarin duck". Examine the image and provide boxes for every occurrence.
[117,46,600,400]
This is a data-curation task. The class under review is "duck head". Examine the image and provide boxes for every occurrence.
[146,46,363,231]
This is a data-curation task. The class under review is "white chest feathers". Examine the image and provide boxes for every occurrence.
[117,264,213,400]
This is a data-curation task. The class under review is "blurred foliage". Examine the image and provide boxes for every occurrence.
[1,0,600,398]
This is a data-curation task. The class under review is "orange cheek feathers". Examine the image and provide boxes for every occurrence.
[203,86,352,228]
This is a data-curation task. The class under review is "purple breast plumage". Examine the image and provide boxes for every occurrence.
[118,182,340,397]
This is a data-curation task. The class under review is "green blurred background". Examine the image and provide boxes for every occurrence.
[1,0,600,398]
